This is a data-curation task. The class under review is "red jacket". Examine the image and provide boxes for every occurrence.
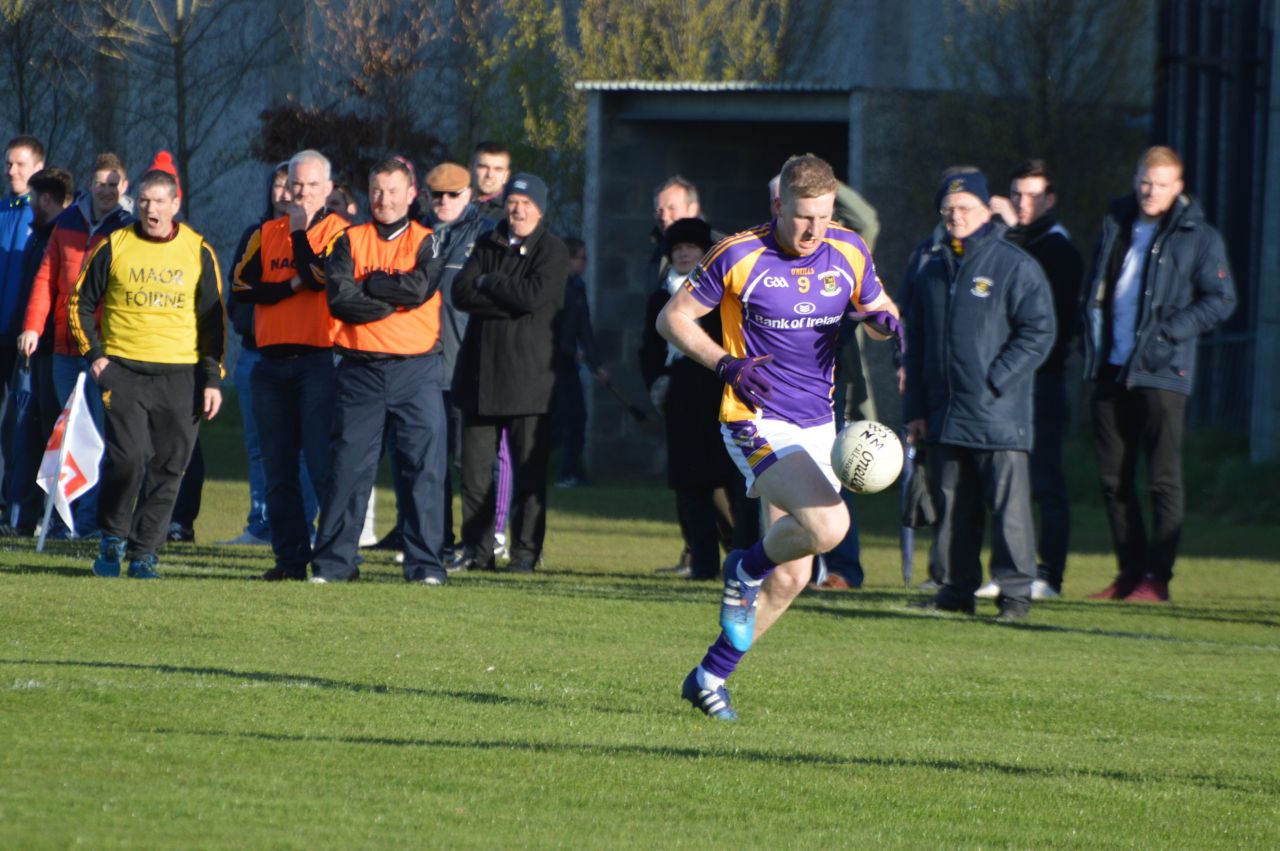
[22,195,134,355]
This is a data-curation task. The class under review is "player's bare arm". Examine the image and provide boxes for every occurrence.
[655,287,725,371]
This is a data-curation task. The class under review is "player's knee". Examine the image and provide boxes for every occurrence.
[808,505,850,554]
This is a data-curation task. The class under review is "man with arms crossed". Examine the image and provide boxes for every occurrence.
[658,154,899,720]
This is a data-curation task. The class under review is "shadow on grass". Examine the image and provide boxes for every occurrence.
[0,658,545,709]
[144,726,1277,796]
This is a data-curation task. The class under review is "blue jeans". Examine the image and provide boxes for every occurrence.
[51,353,105,536]
[823,487,864,586]
[233,348,270,538]
[252,351,335,575]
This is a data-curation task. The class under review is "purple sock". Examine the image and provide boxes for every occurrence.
[740,539,777,581]
[700,632,745,680]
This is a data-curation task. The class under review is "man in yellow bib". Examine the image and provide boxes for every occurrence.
[68,167,225,578]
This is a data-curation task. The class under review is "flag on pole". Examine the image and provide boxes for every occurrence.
[36,372,104,545]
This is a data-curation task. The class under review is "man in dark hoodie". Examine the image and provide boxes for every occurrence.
[903,168,1055,620]
[988,159,1084,600]
[1082,146,1235,604]
[452,173,568,574]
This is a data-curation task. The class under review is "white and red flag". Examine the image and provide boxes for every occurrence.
[36,372,104,550]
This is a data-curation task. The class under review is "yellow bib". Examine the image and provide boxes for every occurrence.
[100,224,209,365]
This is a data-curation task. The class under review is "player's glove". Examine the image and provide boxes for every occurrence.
[715,354,773,411]
[848,309,906,366]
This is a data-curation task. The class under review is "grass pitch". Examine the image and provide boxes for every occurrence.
[1,428,1277,847]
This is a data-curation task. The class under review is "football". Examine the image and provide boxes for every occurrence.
[830,420,904,494]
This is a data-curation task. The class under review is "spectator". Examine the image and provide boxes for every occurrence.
[1083,146,1236,603]
[988,159,1085,599]
[311,156,446,584]
[0,135,45,521]
[470,141,511,222]
[453,173,568,573]
[423,161,495,566]
[327,183,358,218]
[554,236,607,487]
[218,163,298,547]
[18,153,133,537]
[68,166,225,579]
[233,150,349,581]
[903,168,1055,620]
[3,167,74,535]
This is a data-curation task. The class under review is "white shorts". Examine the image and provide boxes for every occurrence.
[721,418,840,498]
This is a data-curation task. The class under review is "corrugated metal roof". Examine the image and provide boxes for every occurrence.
[574,80,849,93]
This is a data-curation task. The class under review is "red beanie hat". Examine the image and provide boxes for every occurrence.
[146,150,182,200]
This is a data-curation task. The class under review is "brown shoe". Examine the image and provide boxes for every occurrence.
[817,574,851,590]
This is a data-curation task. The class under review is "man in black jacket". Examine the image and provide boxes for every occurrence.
[904,168,1055,620]
[989,160,1084,599]
[1082,146,1235,603]
[452,173,568,573]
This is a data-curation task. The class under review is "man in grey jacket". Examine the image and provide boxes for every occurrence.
[903,168,1055,620]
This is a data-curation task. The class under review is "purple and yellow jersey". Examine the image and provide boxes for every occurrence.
[686,220,883,426]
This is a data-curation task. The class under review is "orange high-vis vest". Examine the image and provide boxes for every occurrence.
[335,221,440,356]
[253,213,349,348]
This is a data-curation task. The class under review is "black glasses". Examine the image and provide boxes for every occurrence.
[431,190,465,201]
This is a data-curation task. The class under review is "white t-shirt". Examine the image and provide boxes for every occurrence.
[1109,220,1157,366]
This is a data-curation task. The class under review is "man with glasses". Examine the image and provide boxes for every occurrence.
[423,162,494,567]
[903,167,1054,620]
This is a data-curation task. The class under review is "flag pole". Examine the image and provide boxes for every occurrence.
[35,489,55,553]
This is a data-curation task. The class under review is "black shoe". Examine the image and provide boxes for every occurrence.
[506,557,536,574]
[258,566,306,582]
[996,595,1031,621]
[167,523,195,543]
[908,595,976,615]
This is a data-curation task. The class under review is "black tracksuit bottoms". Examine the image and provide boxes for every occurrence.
[311,354,446,582]
[97,364,199,560]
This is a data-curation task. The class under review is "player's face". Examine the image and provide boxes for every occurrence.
[90,169,127,217]
[774,191,835,256]
[655,186,699,230]
[1009,176,1054,227]
[429,185,471,224]
[6,145,43,195]
[473,153,510,196]
[137,183,181,239]
[506,194,542,238]
[290,159,333,219]
[271,172,292,216]
[1134,164,1182,220]
[940,191,992,240]
[669,242,702,276]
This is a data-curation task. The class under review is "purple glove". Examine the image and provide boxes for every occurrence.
[848,309,906,364]
[715,354,773,411]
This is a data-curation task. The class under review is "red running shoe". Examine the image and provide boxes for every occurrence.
[1086,574,1139,600]
[1124,576,1170,603]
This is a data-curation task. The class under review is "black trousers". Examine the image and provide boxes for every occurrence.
[933,444,1036,605]
[312,355,446,582]
[460,411,550,566]
[97,365,199,560]
[1091,374,1187,582]
[1030,371,1070,590]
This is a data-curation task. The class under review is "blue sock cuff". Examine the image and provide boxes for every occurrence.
[741,540,777,581]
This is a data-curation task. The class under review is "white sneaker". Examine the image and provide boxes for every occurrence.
[418,576,445,586]
[394,551,404,564]
[216,530,271,546]
[308,576,328,584]
[1031,579,1060,600]
[493,532,509,560]
[974,581,1000,599]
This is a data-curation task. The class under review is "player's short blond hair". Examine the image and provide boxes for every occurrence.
[778,154,838,203]
[1138,145,1183,176]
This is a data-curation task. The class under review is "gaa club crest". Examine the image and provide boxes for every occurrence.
[970,276,994,298]
[819,273,840,296]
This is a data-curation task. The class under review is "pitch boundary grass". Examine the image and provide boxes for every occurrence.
[1,478,1277,849]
